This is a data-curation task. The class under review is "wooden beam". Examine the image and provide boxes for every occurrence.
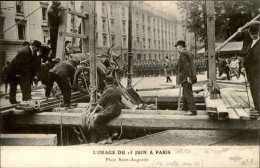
[206,1,217,99]
[56,1,69,60]
[65,32,87,39]
[5,112,260,130]
[0,134,57,146]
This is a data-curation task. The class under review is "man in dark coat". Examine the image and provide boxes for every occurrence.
[48,1,64,59]
[175,40,197,115]
[45,59,79,109]
[94,75,122,144]
[6,40,42,104]
[218,57,231,80]
[239,22,260,114]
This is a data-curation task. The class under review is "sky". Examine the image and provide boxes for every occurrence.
[145,1,182,18]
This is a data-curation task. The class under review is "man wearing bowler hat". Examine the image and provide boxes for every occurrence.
[6,40,42,104]
[94,75,122,144]
[238,21,260,114]
[175,40,197,115]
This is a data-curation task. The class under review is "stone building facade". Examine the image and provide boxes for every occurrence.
[0,1,189,64]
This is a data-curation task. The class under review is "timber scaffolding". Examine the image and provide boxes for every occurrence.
[1,80,259,131]
[1,1,260,146]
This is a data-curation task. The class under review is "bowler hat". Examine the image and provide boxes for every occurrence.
[249,23,260,35]
[175,40,186,47]
[32,40,42,48]
[104,75,115,84]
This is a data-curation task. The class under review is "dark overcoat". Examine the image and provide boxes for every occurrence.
[176,49,197,85]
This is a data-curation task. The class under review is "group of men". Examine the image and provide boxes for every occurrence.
[218,56,243,80]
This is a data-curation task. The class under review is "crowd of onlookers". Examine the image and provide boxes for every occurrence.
[217,56,244,80]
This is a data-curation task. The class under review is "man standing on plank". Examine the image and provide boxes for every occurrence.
[175,40,197,115]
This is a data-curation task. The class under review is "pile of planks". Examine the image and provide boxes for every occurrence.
[204,85,229,120]
[221,88,259,120]
[0,92,89,116]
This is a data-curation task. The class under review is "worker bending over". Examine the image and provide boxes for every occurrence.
[45,59,79,109]
[94,75,122,144]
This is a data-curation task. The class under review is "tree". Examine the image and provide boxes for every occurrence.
[177,1,260,43]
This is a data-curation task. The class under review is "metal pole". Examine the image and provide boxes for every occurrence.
[127,1,133,88]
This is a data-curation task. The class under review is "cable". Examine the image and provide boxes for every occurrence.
[1,1,50,36]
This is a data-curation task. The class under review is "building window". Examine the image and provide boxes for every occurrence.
[153,18,155,27]
[136,23,139,36]
[142,25,145,36]
[102,3,106,15]
[158,30,160,39]
[157,19,159,28]
[154,40,156,49]
[135,11,138,22]
[162,40,164,49]
[111,35,115,46]
[136,37,140,49]
[110,19,114,33]
[124,53,127,62]
[122,7,125,17]
[110,4,113,16]
[103,35,107,46]
[102,18,106,33]
[143,38,145,49]
[148,27,151,36]
[137,54,141,60]
[16,1,24,14]
[153,29,156,39]
[148,16,150,25]
[122,20,126,34]
[142,13,145,23]
[155,54,157,60]
[42,7,47,21]
[123,37,126,48]
[149,54,151,60]
[148,39,151,49]
[71,16,75,29]
[159,54,161,60]
[42,28,49,43]
[16,20,26,40]
[158,41,160,50]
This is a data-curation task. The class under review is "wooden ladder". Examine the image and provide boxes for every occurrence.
[55,1,90,61]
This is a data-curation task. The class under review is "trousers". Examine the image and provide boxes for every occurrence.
[9,75,31,103]
[45,73,71,106]
[182,81,196,112]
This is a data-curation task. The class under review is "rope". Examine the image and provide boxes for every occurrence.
[22,99,41,109]
[118,112,123,140]
[1,1,50,36]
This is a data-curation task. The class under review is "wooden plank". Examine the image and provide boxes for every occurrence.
[213,98,229,119]
[205,96,217,111]
[235,109,250,120]
[221,97,232,109]
[227,108,240,120]
[112,130,242,146]
[6,112,260,130]
[68,8,87,18]
[66,32,87,39]
[0,134,57,146]
[141,95,204,103]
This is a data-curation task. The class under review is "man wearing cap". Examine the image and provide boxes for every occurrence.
[94,75,122,144]
[45,59,79,109]
[175,40,197,115]
[48,1,64,59]
[238,22,260,114]
[6,40,42,104]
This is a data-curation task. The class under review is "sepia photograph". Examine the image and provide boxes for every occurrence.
[0,1,259,167]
